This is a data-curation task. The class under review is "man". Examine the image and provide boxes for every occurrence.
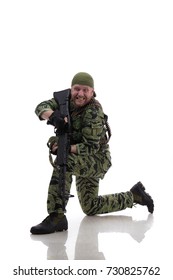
[30,72,154,234]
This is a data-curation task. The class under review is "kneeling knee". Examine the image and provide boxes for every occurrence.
[81,206,96,216]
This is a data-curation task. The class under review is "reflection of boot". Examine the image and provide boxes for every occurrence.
[75,217,105,260]
[30,213,68,234]
[31,231,68,260]
[130,182,154,213]
[125,214,154,242]
[98,215,153,242]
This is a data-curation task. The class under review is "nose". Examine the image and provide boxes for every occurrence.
[78,89,84,95]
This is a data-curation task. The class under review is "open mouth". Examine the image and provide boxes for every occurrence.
[75,96,86,102]
[76,96,85,100]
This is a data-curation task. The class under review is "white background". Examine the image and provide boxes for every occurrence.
[0,0,173,279]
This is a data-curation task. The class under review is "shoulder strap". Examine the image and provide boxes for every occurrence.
[104,114,112,143]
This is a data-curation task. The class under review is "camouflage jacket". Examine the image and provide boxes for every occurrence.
[35,97,111,156]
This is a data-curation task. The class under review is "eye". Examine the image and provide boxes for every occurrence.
[83,88,88,93]
[74,87,80,91]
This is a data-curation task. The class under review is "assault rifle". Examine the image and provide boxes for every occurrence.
[53,89,72,212]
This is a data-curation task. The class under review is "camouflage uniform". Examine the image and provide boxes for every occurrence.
[35,97,133,215]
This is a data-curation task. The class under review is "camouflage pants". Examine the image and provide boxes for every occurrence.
[47,153,134,215]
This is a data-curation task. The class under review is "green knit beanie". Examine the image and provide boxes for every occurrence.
[71,72,94,88]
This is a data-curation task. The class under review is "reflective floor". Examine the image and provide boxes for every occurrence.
[3,177,172,278]
[1,155,172,280]
[30,212,154,260]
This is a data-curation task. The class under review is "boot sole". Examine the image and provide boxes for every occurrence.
[138,184,154,213]
[131,182,154,214]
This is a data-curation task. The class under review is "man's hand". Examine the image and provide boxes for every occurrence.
[51,142,58,154]
[47,109,68,133]
[47,136,58,155]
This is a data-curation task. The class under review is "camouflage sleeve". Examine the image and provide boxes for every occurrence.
[76,106,105,155]
[35,98,58,120]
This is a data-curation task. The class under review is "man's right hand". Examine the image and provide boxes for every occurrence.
[47,110,68,133]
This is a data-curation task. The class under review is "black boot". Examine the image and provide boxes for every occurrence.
[130,182,154,213]
[30,213,68,234]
